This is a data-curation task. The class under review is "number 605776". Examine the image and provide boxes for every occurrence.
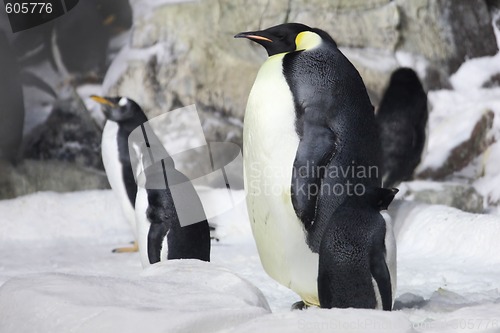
[5,2,53,14]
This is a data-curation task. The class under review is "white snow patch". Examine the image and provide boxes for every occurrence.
[450,53,500,91]
[229,307,414,333]
[0,190,131,247]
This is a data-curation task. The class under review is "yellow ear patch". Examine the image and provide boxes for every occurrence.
[295,31,322,51]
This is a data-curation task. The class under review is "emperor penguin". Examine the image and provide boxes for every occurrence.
[235,23,382,307]
[134,143,211,266]
[91,95,147,253]
[318,187,398,310]
[376,67,428,188]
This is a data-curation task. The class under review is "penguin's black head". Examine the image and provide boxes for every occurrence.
[91,95,144,122]
[388,68,424,91]
[234,23,336,56]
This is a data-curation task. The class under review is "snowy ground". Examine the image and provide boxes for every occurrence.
[1,189,500,333]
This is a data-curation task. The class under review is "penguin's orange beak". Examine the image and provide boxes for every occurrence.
[234,32,273,43]
[91,95,116,107]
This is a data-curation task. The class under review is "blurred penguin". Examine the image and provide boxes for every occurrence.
[50,0,132,82]
[376,68,428,188]
[0,30,56,164]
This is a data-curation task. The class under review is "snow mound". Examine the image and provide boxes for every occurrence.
[391,201,500,263]
[0,190,131,247]
[0,260,270,333]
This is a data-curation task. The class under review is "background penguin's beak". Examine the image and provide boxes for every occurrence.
[90,95,116,107]
[234,31,273,43]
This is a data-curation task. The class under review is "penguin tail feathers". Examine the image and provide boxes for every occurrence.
[372,187,398,211]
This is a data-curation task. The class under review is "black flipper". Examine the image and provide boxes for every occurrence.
[291,115,337,228]
[147,220,168,264]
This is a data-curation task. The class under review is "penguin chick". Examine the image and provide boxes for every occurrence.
[235,23,382,307]
[376,68,428,188]
[91,95,147,253]
[135,145,211,266]
[318,187,398,310]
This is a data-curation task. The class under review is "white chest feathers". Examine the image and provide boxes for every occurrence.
[243,53,320,306]
[102,120,136,235]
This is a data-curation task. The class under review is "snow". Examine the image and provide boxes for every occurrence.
[416,88,500,173]
[1,190,500,332]
[450,53,500,91]
[0,261,270,333]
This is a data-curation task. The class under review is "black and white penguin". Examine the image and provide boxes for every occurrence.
[376,67,428,188]
[235,23,382,307]
[318,187,398,310]
[134,142,211,266]
[91,95,147,252]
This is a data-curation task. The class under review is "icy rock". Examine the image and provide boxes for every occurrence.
[393,293,427,310]
[0,159,109,200]
[104,0,497,147]
[417,109,495,180]
[398,181,484,213]
[483,73,500,88]
[22,93,104,170]
[0,260,270,333]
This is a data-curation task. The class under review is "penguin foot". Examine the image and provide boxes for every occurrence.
[291,301,309,311]
[112,241,139,253]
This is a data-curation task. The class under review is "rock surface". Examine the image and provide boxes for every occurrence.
[398,181,485,213]
[106,0,498,148]
[417,109,495,180]
[23,91,104,170]
[0,159,109,200]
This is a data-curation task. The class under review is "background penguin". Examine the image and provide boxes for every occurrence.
[235,23,382,307]
[51,0,132,83]
[376,67,428,188]
[134,142,211,267]
[91,95,148,253]
[0,30,56,164]
[0,31,25,163]
[318,187,398,310]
